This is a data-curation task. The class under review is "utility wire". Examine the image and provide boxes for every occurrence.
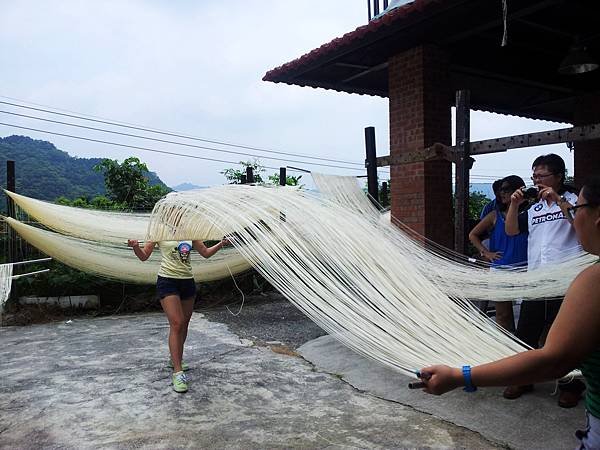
[0,122,388,178]
[0,122,374,172]
[0,109,365,170]
[0,100,365,167]
[0,122,278,170]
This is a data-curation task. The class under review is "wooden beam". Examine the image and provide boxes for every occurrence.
[451,64,575,95]
[376,143,454,167]
[470,122,600,155]
[341,62,388,84]
[444,0,564,44]
[376,122,600,167]
[335,62,371,70]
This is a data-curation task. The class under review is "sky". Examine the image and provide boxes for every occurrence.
[0,0,574,190]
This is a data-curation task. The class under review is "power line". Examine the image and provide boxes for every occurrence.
[0,109,368,171]
[0,122,373,172]
[0,99,365,167]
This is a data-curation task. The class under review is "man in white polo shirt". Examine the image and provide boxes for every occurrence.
[503,153,584,407]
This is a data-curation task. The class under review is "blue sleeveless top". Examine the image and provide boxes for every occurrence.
[490,210,528,267]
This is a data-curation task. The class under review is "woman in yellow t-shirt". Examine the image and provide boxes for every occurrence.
[127,238,228,393]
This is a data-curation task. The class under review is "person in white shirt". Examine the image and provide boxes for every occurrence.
[503,153,584,406]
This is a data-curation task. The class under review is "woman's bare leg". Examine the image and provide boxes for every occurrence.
[180,297,195,348]
[494,301,515,332]
[161,294,185,372]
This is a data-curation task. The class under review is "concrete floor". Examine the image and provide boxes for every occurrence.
[300,335,586,450]
[0,314,506,449]
[0,312,505,449]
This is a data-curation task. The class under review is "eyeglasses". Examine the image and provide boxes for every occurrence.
[567,203,592,220]
[530,172,555,181]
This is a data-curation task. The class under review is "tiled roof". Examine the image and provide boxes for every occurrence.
[263,0,444,82]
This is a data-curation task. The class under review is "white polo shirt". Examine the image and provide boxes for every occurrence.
[522,191,581,270]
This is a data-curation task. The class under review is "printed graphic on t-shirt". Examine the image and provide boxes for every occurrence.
[173,242,192,263]
[531,210,567,225]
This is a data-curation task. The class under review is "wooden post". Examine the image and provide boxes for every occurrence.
[6,160,16,264]
[279,167,286,186]
[455,90,471,254]
[365,127,379,205]
[246,166,254,184]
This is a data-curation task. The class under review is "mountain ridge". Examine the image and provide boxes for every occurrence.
[0,134,168,209]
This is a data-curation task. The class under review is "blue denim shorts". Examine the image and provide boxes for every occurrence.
[156,276,197,301]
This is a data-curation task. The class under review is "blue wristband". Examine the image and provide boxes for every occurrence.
[462,365,477,392]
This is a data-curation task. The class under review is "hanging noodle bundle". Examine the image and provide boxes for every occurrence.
[0,263,13,312]
[310,173,594,301]
[4,176,593,374]
[147,183,532,374]
[3,217,250,284]
[4,177,593,298]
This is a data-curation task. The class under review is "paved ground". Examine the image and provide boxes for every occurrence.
[1,309,500,449]
[300,336,586,450]
[0,297,587,449]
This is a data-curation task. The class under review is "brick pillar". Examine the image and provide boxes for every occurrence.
[574,94,600,188]
[388,45,453,247]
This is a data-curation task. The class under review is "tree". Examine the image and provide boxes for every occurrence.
[222,160,306,186]
[221,160,266,184]
[93,157,170,209]
[267,173,303,187]
[468,191,491,220]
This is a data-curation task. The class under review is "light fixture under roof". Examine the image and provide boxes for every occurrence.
[558,39,599,75]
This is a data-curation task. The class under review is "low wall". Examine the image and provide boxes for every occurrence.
[19,295,99,309]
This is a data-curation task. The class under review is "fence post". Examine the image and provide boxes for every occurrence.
[381,181,389,207]
[279,167,286,186]
[6,160,16,264]
[246,167,254,183]
[365,127,379,206]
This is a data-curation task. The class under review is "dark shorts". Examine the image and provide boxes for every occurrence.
[156,276,197,301]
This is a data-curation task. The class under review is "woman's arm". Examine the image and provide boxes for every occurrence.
[505,189,526,236]
[192,239,228,259]
[421,265,600,394]
[468,211,501,262]
[128,240,156,261]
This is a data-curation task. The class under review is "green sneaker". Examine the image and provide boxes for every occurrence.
[168,359,190,371]
[172,371,188,393]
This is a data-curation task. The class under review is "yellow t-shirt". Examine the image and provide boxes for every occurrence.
[157,241,193,279]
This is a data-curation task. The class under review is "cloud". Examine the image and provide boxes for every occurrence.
[0,0,572,188]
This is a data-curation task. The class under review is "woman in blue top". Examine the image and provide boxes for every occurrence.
[469,175,528,332]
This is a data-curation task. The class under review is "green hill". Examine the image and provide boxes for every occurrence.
[0,135,167,209]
